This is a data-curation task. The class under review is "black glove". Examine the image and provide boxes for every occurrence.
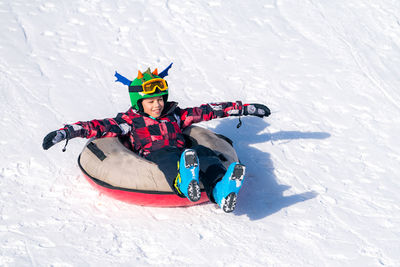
[42,129,68,150]
[43,124,85,150]
[243,103,271,117]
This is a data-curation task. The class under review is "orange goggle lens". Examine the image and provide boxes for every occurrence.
[142,78,168,94]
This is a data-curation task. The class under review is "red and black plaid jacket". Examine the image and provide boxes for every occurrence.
[66,101,243,157]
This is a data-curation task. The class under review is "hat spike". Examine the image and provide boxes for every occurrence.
[159,62,173,78]
[114,71,132,86]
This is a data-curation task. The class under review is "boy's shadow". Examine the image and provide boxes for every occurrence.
[210,117,330,220]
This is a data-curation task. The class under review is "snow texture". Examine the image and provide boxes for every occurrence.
[1,0,400,266]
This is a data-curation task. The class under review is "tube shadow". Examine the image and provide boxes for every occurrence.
[211,117,330,220]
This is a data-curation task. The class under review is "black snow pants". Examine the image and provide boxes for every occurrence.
[146,145,226,203]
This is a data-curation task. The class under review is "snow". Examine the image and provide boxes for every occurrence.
[1,0,400,266]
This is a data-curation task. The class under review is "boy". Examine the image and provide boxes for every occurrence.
[43,64,270,213]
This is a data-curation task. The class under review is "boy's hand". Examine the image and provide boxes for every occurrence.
[42,129,68,150]
[43,124,84,150]
[243,104,271,117]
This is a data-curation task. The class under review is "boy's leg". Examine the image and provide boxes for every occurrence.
[176,149,201,202]
[212,162,246,213]
[192,145,246,213]
[146,146,181,192]
[191,145,226,201]
[146,146,201,202]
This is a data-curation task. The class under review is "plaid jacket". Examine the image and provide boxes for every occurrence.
[66,101,243,157]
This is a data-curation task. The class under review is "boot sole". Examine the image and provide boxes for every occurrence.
[184,150,198,168]
[231,164,245,181]
[187,180,201,202]
[222,192,237,213]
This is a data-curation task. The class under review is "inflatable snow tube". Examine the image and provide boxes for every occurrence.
[78,126,239,207]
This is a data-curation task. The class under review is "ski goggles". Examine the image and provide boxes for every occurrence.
[129,78,168,94]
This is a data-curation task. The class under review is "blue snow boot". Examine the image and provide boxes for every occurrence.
[212,162,246,213]
[175,149,201,202]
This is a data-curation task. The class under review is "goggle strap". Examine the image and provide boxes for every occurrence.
[129,85,144,93]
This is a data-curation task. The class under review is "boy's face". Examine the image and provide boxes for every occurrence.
[141,96,164,118]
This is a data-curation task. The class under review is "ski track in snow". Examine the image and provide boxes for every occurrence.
[1,0,400,266]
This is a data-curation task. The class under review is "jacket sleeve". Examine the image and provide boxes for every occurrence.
[63,111,133,139]
[179,101,243,128]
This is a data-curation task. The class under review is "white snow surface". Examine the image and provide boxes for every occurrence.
[1,0,400,266]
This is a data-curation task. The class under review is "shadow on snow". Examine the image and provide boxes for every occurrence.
[210,117,330,221]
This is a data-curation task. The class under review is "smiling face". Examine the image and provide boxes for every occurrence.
[141,96,165,118]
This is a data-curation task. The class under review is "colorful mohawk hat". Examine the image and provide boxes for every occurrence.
[115,63,173,111]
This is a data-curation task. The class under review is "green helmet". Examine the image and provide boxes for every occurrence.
[128,68,169,111]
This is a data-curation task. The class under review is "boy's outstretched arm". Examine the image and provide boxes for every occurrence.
[179,101,270,128]
[42,113,132,150]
